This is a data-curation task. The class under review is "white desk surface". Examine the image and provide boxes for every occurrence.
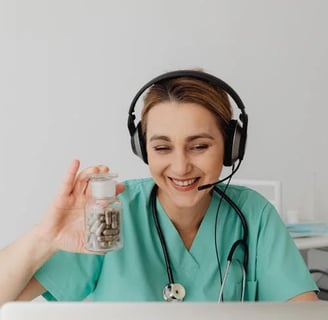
[293,234,328,250]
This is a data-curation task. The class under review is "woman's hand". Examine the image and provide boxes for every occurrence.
[38,160,125,254]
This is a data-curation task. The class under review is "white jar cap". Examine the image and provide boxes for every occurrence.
[89,173,117,199]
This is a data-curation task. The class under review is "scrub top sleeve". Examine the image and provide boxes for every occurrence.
[255,204,317,301]
[34,251,104,301]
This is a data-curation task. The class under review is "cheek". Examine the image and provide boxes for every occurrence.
[147,150,165,174]
[202,157,223,175]
[201,149,224,175]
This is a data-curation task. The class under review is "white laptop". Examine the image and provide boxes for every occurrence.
[1,301,328,320]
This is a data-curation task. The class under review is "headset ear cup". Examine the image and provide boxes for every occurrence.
[224,120,242,167]
[131,122,148,164]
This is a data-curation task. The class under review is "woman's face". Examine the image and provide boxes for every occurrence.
[146,101,225,210]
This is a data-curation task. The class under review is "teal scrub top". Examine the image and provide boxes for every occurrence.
[34,178,317,302]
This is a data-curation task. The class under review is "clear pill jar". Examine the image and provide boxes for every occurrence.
[85,173,123,253]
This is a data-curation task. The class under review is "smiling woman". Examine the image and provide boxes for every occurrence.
[146,102,225,219]
[0,69,318,304]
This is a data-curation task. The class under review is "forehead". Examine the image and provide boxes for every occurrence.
[146,101,221,137]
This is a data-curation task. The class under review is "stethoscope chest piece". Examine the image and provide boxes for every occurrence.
[163,283,186,302]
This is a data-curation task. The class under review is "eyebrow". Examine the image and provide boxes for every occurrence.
[149,133,215,143]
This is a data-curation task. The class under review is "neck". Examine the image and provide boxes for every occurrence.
[170,218,202,250]
[157,189,211,250]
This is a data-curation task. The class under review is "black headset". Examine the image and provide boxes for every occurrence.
[127,70,248,167]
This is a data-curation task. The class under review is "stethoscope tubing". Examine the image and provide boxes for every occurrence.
[150,183,249,302]
[151,185,175,284]
[213,186,249,271]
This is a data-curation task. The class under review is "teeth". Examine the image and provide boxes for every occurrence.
[172,178,197,187]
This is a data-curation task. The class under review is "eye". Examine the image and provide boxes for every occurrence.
[191,144,209,151]
[152,145,171,153]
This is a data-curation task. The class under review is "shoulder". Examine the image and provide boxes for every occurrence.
[221,183,280,224]
[118,177,155,203]
[224,184,271,209]
[116,178,155,233]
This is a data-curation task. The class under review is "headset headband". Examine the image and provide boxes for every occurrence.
[128,70,248,135]
[128,70,248,165]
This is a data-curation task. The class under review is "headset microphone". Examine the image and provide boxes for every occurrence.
[197,161,241,191]
[198,179,226,191]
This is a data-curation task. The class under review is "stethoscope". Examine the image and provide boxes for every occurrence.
[150,184,249,302]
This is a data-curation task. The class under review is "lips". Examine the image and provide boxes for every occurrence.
[170,177,200,188]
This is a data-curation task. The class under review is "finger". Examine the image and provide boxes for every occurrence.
[75,165,109,183]
[58,159,81,197]
[97,165,109,174]
[116,183,125,195]
[73,165,109,195]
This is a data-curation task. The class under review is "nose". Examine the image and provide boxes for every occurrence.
[170,149,192,176]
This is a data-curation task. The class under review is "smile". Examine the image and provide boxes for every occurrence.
[171,178,199,187]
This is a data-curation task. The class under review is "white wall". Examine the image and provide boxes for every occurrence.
[0,0,327,247]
